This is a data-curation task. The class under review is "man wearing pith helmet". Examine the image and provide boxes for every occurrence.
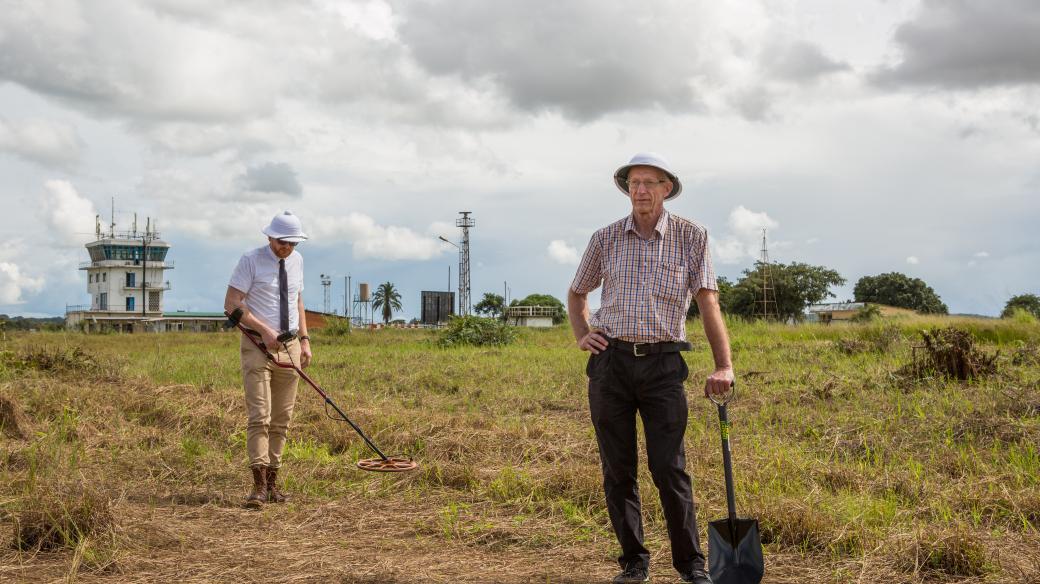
[568,153,735,584]
[224,210,313,509]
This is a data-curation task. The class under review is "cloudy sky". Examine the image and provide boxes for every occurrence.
[1,0,1038,319]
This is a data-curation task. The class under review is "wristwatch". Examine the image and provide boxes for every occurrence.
[299,335,310,341]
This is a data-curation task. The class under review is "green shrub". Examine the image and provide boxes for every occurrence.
[851,304,882,323]
[859,324,902,353]
[319,316,352,337]
[437,316,517,348]
[1006,307,1038,325]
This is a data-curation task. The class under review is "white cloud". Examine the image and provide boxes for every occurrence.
[309,213,445,261]
[906,256,920,264]
[0,116,83,167]
[713,205,779,264]
[547,240,580,265]
[0,2,1037,320]
[973,251,990,258]
[0,262,45,305]
[38,180,98,246]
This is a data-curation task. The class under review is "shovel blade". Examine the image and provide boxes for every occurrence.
[708,518,764,584]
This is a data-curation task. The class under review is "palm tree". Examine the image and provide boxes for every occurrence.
[371,281,403,324]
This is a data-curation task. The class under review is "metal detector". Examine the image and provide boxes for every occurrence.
[224,309,417,473]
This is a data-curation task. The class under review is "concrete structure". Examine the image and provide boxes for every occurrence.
[66,214,176,333]
[805,302,915,323]
[160,311,226,332]
[304,309,347,330]
[505,305,557,328]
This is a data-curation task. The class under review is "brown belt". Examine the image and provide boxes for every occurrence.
[609,338,692,357]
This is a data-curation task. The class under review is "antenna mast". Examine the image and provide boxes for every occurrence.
[320,273,333,314]
[456,211,475,316]
[756,229,779,320]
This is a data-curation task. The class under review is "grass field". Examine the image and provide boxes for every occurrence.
[1,316,1038,583]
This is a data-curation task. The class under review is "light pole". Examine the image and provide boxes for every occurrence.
[439,235,464,315]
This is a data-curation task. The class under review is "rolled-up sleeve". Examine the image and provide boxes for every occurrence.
[688,226,717,294]
[570,231,604,295]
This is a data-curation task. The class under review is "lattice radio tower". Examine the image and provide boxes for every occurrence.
[756,229,779,320]
[320,273,333,314]
[456,211,475,316]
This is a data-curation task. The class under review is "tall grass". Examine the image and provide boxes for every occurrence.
[0,316,1037,582]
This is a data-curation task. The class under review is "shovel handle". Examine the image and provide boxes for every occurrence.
[708,383,736,406]
[716,384,739,526]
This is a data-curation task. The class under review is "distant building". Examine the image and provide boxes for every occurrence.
[505,305,557,328]
[159,311,226,332]
[66,214,180,333]
[304,309,343,330]
[420,291,455,325]
[805,302,915,323]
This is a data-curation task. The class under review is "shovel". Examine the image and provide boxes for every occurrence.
[708,386,764,584]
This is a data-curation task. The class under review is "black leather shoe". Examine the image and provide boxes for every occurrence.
[613,564,650,583]
[678,568,712,583]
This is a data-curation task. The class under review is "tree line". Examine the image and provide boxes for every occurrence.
[361,268,1039,326]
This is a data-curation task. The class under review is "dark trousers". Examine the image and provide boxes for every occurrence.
[587,345,706,573]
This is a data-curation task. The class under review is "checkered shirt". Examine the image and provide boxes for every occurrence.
[570,211,717,343]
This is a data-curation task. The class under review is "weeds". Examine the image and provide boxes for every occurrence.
[901,327,999,380]
[12,481,116,555]
[1010,340,1040,366]
[0,391,30,439]
[437,315,517,347]
[834,324,902,354]
[15,346,107,377]
[320,316,353,336]
[892,526,992,578]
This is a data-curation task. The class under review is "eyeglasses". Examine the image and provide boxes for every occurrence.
[275,239,298,247]
[625,178,670,191]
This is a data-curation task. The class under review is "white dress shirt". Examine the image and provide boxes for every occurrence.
[228,245,305,333]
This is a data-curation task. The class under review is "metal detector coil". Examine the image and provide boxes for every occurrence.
[356,456,419,472]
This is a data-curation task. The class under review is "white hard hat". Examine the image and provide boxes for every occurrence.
[613,152,682,201]
[262,210,308,242]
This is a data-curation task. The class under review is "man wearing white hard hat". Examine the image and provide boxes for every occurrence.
[568,153,734,584]
[224,210,312,509]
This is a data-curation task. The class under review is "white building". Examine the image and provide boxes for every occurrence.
[505,305,558,328]
[66,215,175,333]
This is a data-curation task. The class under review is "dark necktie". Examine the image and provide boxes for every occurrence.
[278,258,289,333]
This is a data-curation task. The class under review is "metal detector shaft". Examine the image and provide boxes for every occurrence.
[224,311,389,462]
[292,367,389,461]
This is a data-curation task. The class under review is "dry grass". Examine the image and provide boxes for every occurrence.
[0,320,1038,583]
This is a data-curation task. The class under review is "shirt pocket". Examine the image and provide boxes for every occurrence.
[652,263,688,303]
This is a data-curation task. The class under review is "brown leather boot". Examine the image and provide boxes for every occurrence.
[245,465,267,509]
[266,466,289,503]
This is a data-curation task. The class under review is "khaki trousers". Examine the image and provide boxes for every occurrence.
[241,335,301,468]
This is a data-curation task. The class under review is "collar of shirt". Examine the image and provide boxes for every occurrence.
[623,210,670,240]
[264,245,279,263]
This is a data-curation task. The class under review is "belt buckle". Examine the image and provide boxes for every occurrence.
[632,342,648,357]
